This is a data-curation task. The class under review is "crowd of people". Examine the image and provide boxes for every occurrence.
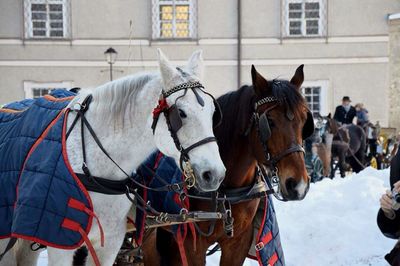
[304,95,400,264]
[306,96,399,183]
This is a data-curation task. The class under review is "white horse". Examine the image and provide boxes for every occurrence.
[0,49,225,266]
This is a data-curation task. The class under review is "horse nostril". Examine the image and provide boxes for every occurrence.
[285,178,299,199]
[202,171,212,183]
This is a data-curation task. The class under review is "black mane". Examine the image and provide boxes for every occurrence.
[214,80,307,152]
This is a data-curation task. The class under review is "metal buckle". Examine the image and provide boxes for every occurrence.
[183,160,196,188]
[169,183,181,192]
[255,242,265,251]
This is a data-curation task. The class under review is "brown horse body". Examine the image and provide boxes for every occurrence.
[144,66,311,266]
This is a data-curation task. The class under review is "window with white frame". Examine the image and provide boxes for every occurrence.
[24,0,70,39]
[24,81,73,99]
[301,81,328,116]
[283,0,327,37]
[152,0,197,39]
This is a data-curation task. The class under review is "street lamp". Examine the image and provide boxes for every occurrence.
[104,47,117,81]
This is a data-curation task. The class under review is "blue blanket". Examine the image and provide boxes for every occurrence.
[134,151,284,266]
[0,90,94,249]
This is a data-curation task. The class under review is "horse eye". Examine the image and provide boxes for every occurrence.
[178,109,187,118]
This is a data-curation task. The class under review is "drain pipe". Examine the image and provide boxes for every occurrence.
[237,0,242,88]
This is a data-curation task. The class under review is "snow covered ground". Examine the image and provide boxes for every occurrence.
[208,167,395,266]
[37,167,395,265]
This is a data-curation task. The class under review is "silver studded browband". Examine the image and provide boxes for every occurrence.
[254,96,279,109]
[163,81,204,98]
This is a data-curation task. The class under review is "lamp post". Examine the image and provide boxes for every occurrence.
[104,47,117,81]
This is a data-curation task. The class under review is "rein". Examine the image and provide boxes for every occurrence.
[65,82,225,227]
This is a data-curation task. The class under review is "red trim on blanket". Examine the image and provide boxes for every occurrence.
[61,218,100,266]
[260,232,273,246]
[268,252,278,266]
[255,195,268,266]
[68,198,104,247]
[137,183,147,245]
[4,109,96,252]
[62,109,94,245]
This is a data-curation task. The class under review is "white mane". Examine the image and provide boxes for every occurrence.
[89,72,158,127]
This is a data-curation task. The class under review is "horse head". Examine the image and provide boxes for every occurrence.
[248,65,312,201]
[152,49,226,192]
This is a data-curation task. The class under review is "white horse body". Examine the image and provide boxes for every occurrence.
[0,49,225,266]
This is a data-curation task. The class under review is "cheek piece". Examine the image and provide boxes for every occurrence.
[151,81,221,188]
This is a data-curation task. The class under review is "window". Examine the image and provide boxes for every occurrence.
[301,81,328,116]
[24,0,70,39]
[152,0,197,39]
[283,0,327,37]
[24,81,73,99]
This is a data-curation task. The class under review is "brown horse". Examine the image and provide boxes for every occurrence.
[327,116,366,177]
[143,65,312,266]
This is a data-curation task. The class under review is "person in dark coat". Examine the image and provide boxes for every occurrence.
[377,149,400,265]
[333,96,356,125]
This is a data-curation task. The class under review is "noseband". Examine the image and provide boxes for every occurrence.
[151,80,220,188]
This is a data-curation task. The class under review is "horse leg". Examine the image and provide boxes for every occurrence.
[338,151,346,177]
[48,247,76,266]
[0,239,16,266]
[142,230,160,266]
[84,216,128,266]
[329,156,336,178]
[219,227,253,266]
[15,240,40,266]
[155,227,208,266]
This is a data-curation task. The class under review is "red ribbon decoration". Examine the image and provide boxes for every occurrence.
[152,98,169,118]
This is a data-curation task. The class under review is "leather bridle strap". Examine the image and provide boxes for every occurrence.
[179,136,217,168]
[269,144,305,166]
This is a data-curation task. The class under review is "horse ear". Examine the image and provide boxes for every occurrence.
[186,50,204,80]
[157,49,180,91]
[251,65,269,96]
[290,64,304,89]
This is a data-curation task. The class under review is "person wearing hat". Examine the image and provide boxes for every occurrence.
[333,96,357,125]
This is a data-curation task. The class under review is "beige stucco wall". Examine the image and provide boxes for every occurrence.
[389,16,400,131]
[0,0,399,127]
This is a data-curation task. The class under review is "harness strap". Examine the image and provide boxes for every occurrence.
[61,219,100,266]
[67,198,105,247]
[270,144,305,166]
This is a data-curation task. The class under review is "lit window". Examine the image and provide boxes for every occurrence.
[24,0,70,39]
[152,0,197,39]
[24,81,73,99]
[284,0,326,37]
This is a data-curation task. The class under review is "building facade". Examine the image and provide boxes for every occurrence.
[0,0,399,127]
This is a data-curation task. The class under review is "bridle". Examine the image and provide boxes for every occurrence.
[151,80,222,188]
[247,95,309,201]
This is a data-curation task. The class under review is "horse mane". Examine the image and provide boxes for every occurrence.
[215,85,254,153]
[269,79,308,115]
[215,80,307,152]
[90,72,156,127]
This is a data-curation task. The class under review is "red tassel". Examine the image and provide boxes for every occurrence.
[152,98,169,118]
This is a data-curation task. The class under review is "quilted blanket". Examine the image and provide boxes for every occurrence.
[0,90,94,249]
[134,151,285,266]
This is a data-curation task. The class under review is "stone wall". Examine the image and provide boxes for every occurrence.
[389,15,400,132]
